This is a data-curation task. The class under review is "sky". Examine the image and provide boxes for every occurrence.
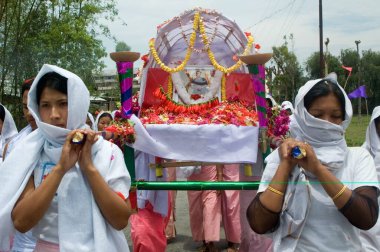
[100,0,380,71]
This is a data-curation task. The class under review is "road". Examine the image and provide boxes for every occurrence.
[124,190,229,251]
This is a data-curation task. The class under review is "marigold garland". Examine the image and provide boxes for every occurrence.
[198,17,254,74]
[167,75,173,99]
[221,74,226,101]
[149,12,200,73]
[150,11,254,74]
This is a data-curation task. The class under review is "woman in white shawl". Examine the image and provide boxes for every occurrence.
[360,106,380,251]
[94,111,113,132]
[247,73,379,251]
[0,103,18,162]
[0,64,132,252]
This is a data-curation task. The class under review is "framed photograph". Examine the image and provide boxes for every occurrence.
[171,65,223,104]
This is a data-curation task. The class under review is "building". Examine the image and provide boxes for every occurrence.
[92,69,140,112]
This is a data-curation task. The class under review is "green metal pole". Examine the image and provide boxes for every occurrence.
[133,181,260,190]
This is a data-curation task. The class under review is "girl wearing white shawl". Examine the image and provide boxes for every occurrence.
[360,106,380,251]
[0,64,132,252]
[247,73,379,251]
[94,111,113,131]
[0,103,18,162]
[281,101,294,115]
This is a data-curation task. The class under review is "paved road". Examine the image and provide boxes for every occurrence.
[124,190,229,251]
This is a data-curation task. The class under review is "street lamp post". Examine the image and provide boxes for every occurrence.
[319,0,324,77]
[355,40,361,118]
[324,37,330,76]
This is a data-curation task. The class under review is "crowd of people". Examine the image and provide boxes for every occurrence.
[0,65,378,252]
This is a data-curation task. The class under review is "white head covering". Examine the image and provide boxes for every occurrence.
[87,112,95,130]
[0,104,18,159]
[281,101,294,113]
[363,106,380,159]
[290,72,352,171]
[28,64,89,145]
[0,64,129,251]
[94,111,113,131]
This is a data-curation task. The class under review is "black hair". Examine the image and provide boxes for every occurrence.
[21,78,34,97]
[98,112,113,121]
[375,116,380,127]
[36,72,68,105]
[0,104,5,122]
[304,80,346,120]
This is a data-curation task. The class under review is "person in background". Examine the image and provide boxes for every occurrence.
[360,106,380,251]
[0,65,132,252]
[2,78,38,252]
[281,101,294,116]
[0,103,18,163]
[247,73,379,251]
[187,165,221,252]
[94,111,113,131]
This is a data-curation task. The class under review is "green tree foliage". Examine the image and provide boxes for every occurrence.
[360,50,380,112]
[115,41,131,52]
[305,52,344,80]
[268,36,303,103]
[0,0,117,126]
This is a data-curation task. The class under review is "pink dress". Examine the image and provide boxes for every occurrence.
[130,202,166,252]
[221,164,241,244]
[187,165,221,242]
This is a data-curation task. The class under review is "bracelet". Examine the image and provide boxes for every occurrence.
[332,185,347,200]
[267,186,284,196]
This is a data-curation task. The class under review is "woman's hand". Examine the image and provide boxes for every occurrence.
[296,142,325,176]
[78,130,98,171]
[278,138,300,172]
[58,130,83,172]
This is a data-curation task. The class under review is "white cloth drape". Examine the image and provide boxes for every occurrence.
[130,115,259,163]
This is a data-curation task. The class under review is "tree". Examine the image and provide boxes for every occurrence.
[360,50,380,113]
[0,0,118,126]
[268,36,304,103]
[305,52,344,80]
[115,41,131,52]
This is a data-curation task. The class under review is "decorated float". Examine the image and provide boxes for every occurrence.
[107,8,274,191]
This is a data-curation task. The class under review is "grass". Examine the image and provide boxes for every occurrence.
[345,115,370,147]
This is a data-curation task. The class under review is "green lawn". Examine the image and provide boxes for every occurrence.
[345,115,370,147]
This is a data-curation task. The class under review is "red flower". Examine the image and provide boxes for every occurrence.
[244,32,252,37]
[191,94,201,100]
[255,44,261,50]
[141,54,150,68]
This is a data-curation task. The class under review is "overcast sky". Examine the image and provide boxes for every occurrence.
[100,0,380,71]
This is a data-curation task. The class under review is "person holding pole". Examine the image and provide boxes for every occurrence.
[0,65,132,252]
[247,73,379,251]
